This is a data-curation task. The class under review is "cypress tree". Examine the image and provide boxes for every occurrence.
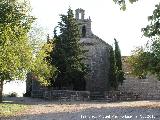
[108,47,118,90]
[50,8,88,90]
[114,38,125,84]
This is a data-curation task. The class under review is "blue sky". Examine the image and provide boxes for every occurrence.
[30,0,159,56]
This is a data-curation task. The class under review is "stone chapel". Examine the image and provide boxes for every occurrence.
[26,8,112,97]
[76,8,111,93]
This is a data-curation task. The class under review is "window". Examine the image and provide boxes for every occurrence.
[79,13,82,19]
[82,25,86,37]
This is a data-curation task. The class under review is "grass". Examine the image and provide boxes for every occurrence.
[0,102,29,117]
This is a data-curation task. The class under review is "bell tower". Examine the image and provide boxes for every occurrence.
[75,8,85,20]
[75,8,92,38]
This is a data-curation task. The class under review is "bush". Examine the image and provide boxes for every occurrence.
[7,92,18,97]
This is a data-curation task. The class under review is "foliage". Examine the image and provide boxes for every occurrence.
[114,0,160,80]
[141,3,160,80]
[108,47,118,90]
[113,0,139,10]
[0,0,34,102]
[127,41,160,80]
[50,8,88,90]
[32,42,57,86]
[114,38,125,84]
[0,0,55,102]
[0,0,35,81]
[127,47,150,78]
[115,0,160,80]
[147,38,160,80]
[114,39,122,71]
[27,23,57,86]
[108,39,124,89]
[142,3,160,38]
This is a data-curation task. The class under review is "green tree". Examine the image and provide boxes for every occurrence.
[0,0,55,102]
[50,8,88,90]
[114,0,160,80]
[127,47,152,78]
[114,38,125,84]
[142,3,160,38]
[108,47,118,90]
[32,42,57,86]
[0,0,34,102]
[141,3,160,80]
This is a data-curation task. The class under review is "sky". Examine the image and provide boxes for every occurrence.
[29,0,160,56]
[3,80,26,97]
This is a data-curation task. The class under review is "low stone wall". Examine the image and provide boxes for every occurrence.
[31,90,90,101]
[104,91,140,102]
[31,90,44,98]
[31,77,160,102]
[43,90,90,101]
[104,77,160,102]
[117,77,160,100]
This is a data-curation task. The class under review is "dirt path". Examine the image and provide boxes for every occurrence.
[1,97,160,120]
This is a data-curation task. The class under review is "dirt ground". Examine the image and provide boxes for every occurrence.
[1,97,160,120]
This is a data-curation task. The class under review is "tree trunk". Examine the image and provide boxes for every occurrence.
[0,80,3,103]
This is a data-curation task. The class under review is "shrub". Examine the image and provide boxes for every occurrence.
[7,92,18,97]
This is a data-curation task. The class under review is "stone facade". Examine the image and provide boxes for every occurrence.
[76,8,111,94]
[80,36,111,93]
[26,8,111,98]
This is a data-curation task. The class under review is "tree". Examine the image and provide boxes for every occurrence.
[127,47,152,78]
[114,0,160,80]
[114,38,125,84]
[108,47,118,90]
[50,8,88,90]
[0,0,34,102]
[142,3,160,38]
[141,3,160,80]
[32,41,57,85]
[0,0,55,102]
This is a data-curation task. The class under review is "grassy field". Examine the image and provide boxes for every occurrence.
[0,102,28,117]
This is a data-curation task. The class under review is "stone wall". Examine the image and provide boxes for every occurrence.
[44,90,90,101]
[105,91,140,102]
[31,80,47,98]
[105,77,160,101]
[118,77,160,100]
[31,89,90,101]
[31,77,160,102]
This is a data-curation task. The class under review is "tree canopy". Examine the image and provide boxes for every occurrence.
[0,0,34,80]
[114,39,125,84]
[108,46,117,90]
[126,1,160,80]
[50,8,88,90]
[0,0,55,102]
[142,3,160,38]
[127,47,151,78]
